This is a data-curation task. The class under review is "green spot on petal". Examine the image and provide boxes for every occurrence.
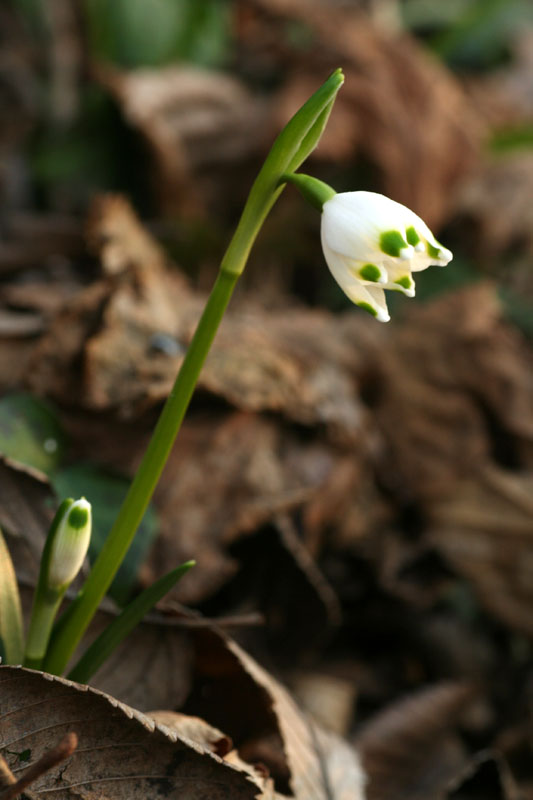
[68,506,89,530]
[427,242,440,258]
[394,276,412,289]
[406,226,420,246]
[356,302,378,318]
[359,263,381,282]
[380,230,408,258]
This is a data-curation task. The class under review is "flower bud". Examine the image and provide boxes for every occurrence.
[320,190,453,321]
[47,498,92,591]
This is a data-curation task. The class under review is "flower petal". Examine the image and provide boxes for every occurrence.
[382,261,416,296]
[321,245,390,321]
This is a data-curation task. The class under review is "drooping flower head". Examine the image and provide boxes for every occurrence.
[283,174,453,322]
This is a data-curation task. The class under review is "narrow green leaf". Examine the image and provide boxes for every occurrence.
[66,560,194,683]
[0,529,25,664]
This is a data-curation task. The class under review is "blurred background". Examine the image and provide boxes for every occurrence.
[1,1,533,798]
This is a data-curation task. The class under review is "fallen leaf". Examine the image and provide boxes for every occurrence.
[189,629,365,799]
[375,284,533,502]
[80,605,193,713]
[0,666,269,799]
[0,457,53,582]
[96,65,268,215]
[148,711,233,757]
[354,683,474,800]
[140,412,344,607]
[241,0,484,227]
[456,153,533,291]
[464,30,533,130]
[429,466,533,637]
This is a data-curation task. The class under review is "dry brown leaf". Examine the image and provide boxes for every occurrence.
[0,457,53,582]
[0,215,82,277]
[456,153,533,290]
[148,711,233,757]
[375,284,533,501]
[354,683,474,800]
[140,412,343,607]
[464,30,533,130]
[0,666,269,799]
[96,65,268,215]
[429,466,533,637]
[148,711,281,797]
[190,630,365,800]
[25,280,111,404]
[81,607,193,713]
[242,0,484,228]
[291,672,356,737]
[0,6,39,160]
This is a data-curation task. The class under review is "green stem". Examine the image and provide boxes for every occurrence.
[280,173,336,211]
[43,269,237,675]
[24,589,62,669]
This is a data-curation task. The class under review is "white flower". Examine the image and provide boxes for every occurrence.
[48,497,92,590]
[320,191,453,322]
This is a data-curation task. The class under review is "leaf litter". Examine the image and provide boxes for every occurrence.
[2,3,533,796]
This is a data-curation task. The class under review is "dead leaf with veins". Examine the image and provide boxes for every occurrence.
[189,629,365,800]
[0,666,271,799]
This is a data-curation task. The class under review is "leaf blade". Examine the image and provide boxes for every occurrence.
[0,528,25,664]
[67,560,194,683]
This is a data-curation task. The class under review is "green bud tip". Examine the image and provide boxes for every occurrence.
[68,502,89,530]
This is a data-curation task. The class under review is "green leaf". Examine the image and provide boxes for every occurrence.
[0,529,25,664]
[0,393,66,476]
[52,465,158,606]
[490,124,533,153]
[67,560,194,683]
[429,0,533,69]
[84,0,230,68]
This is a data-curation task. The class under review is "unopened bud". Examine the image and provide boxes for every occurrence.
[47,498,92,591]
